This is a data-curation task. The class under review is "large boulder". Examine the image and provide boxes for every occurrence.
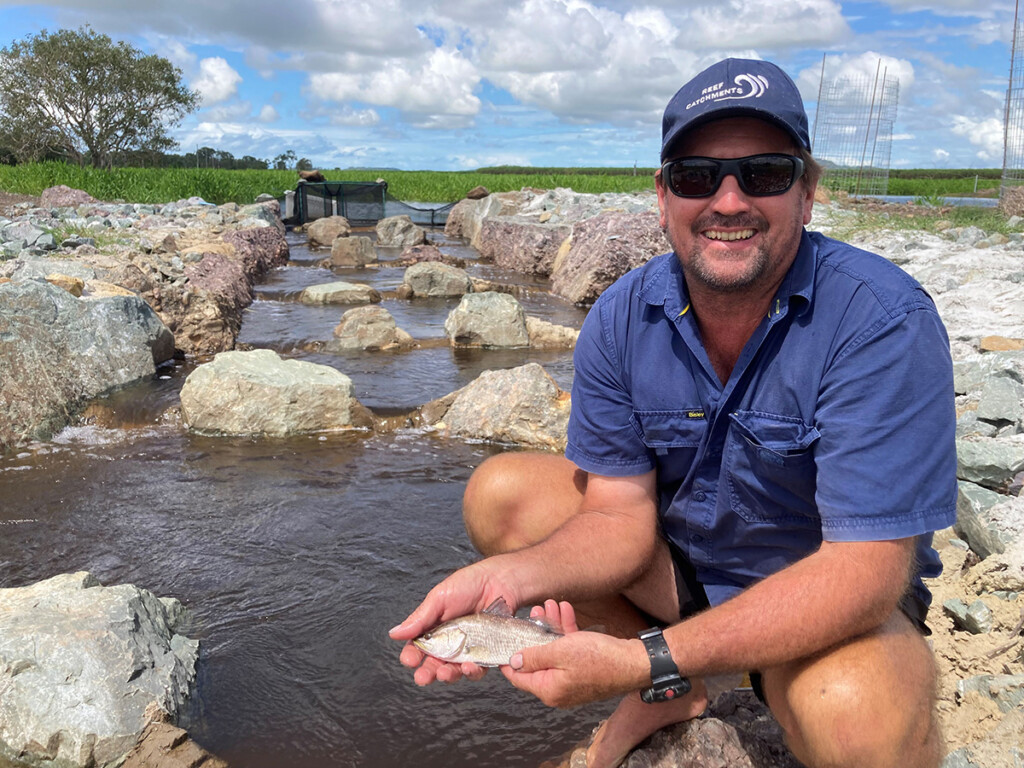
[443,193,522,244]
[326,306,415,351]
[0,280,174,451]
[306,216,351,249]
[375,215,427,247]
[444,291,529,347]
[330,235,376,267]
[473,217,570,276]
[551,211,669,305]
[402,262,473,297]
[39,185,98,208]
[299,281,381,305]
[430,363,570,450]
[0,572,198,768]
[179,348,362,436]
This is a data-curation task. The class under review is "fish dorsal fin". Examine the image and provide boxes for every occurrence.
[482,597,514,618]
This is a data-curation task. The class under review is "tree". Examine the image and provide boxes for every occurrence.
[296,157,313,171]
[0,26,198,168]
[273,150,297,170]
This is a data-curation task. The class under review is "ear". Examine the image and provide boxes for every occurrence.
[801,178,817,226]
[655,170,669,230]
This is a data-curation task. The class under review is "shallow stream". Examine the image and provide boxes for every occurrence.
[0,230,614,767]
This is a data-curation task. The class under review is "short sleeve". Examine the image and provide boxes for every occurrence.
[813,306,958,540]
[565,298,654,476]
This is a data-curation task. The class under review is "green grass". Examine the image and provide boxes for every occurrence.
[0,162,658,205]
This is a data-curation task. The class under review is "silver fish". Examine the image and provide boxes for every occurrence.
[412,597,562,667]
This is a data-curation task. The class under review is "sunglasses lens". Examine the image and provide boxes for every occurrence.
[740,156,798,195]
[663,155,801,198]
[665,159,720,197]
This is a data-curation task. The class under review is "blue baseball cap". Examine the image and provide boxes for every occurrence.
[661,58,810,161]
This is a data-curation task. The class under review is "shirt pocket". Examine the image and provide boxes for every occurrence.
[725,410,820,525]
[630,409,706,486]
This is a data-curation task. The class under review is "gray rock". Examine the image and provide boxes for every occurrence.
[956,409,1000,439]
[403,261,473,297]
[444,194,520,244]
[180,349,361,436]
[444,291,529,348]
[0,280,174,451]
[1,220,45,246]
[375,215,427,247]
[299,281,381,305]
[0,572,198,768]
[955,480,1011,558]
[957,674,1024,713]
[956,437,1024,491]
[433,363,570,449]
[976,376,1024,426]
[964,599,994,633]
[330,235,376,267]
[326,306,414,351]
[956,226,988,246]
[306,215,352,249]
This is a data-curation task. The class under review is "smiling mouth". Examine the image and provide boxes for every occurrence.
[704,229,756,242]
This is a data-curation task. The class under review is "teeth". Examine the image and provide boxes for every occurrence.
[704,229,755,241]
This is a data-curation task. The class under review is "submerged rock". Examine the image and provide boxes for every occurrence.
[375,215,427,247]
[0,572,198,768]
[402,261,473,298]
[180,348,365,436]
[444,291,529,348]
[300,281,381,305]
[430,363,570,450]
[327,305,415,351]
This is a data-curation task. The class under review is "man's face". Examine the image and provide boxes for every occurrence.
[656,117,816,295]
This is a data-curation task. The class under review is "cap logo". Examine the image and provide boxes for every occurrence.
[685,73,769,111]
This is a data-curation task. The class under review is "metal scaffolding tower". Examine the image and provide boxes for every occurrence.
[812,58,900,197]
[1002,0,1024,212]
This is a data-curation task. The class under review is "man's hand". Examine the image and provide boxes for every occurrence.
[502,600,647,708]
[388,560,523,686]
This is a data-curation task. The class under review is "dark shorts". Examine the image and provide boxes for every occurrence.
[666,539,931,705]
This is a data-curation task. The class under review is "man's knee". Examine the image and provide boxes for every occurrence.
[462,453,584,556]
[762,614,942,768]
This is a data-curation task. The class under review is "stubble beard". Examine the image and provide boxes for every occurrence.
[665,208,803,294]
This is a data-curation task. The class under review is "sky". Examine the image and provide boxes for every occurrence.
[0,0,1018,171]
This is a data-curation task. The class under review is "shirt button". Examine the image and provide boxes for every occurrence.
[692,534,704,543]
[692,490,707,502]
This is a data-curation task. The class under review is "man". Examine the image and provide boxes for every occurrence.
[391,58,957,768]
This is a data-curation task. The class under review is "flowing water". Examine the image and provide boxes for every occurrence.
[0,230,614,767]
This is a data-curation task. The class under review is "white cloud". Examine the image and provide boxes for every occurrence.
[258,105,279,123]
[950,115,1004,161]
[891,133,915,140]
[330,106,381,127]
[194,57,243,105]
[205,101,254,122]
[687,0,849,49]
[933,148,951,163]
[309,47,480,127]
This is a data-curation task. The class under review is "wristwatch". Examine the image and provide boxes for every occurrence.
[638,627,691,703]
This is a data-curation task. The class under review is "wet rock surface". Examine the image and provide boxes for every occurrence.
[0,573,198,768]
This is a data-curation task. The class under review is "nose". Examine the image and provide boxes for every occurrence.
[709,174,751,216]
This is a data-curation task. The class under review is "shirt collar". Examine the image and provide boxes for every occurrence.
[637,229,817,318]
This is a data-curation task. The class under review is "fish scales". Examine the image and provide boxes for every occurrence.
[412,598,562,667]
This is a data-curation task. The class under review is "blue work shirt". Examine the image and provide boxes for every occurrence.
[565,229,958,619]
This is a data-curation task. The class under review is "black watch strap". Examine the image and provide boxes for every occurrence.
[638,627,691,703]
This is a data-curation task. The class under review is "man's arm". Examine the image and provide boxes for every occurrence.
[389,469,660,684]
[505,535,915,708]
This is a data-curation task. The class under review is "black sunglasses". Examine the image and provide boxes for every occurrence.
[660,153,805,198]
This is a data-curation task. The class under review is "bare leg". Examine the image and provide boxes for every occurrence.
[762,610,942,768]
[463,452,706,768]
